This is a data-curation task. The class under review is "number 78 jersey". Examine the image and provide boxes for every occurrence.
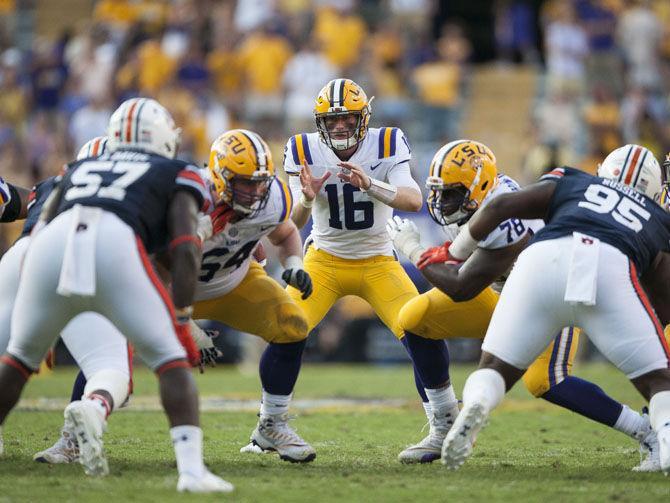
[284,128,418,259]
[533,167,670,274]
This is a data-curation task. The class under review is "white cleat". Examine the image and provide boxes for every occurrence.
[0,425,4,456]
[65,400,108,476]
[33,428,80,464]
[241,413,316,463]
[177,470,234,493]
[398,406,459,464]
[658,424,670,475]
[441,402,488,470]
[632,415,660,472]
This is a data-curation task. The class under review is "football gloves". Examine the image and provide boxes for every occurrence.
[416,242,464,270]
[386,216,426,265]
[282,268,313,299]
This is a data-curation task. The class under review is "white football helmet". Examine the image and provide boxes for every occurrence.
[597,144,662,201]
[107,98,181,159]
[76,136,109,161]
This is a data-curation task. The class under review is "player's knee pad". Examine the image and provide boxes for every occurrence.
[521,365,551,398]
[398,295,430,337]
[84,369,130,412]
[272,303,309,343]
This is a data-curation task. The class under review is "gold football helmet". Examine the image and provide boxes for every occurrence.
[426,140,498,225]
[208,129,275,217]
[314,78,373,151]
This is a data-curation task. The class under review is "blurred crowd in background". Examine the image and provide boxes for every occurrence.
[0,0,668,363]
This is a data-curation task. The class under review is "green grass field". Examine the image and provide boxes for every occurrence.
[2,363,669,502]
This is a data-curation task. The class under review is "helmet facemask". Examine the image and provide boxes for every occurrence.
[426,177,477,226]
[316,107,369,151]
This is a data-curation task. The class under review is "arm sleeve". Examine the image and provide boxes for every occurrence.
[288,172,303,202]
[387,161,420,192]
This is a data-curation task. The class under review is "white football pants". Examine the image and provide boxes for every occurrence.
[482,236,669,378]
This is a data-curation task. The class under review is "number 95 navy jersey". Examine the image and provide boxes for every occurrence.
[57,150,210,253]
[533,167,670,274]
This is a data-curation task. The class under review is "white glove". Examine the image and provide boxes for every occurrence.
[196,212,213,243]
[386,216,426,265]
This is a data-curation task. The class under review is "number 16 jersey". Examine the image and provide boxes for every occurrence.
[284,127,420,259]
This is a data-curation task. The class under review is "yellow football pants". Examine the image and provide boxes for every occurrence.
[398,287,580,397]
[194,261,308,344]
[287,247,419,339]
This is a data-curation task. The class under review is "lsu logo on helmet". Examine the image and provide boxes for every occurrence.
[208,129,275,218]
[314,78,373,151]
[426,140,498,226]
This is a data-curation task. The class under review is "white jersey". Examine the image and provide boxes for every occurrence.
[477,174,544,250]
[195,177,293,300]
[285,127,420,259]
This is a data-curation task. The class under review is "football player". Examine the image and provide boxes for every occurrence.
[0,98,233,492]
[281,79,439,459]
[388,141,661,469]
[192,129,315,463]
[438,149,670,472]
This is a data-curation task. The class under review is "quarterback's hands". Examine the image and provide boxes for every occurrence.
[386,216,425,265]
[282,268,313,299]
[210,203,236,235]
[299,158,331,201]
[416,242,464,270]
[337,161,371,190]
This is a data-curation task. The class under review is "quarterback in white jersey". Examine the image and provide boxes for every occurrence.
[193,129,317,464]
[283,78,422,346]
[389,140,659,470]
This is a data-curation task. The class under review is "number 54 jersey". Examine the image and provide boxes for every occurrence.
[195,177,293,301]
[284,127,419,259]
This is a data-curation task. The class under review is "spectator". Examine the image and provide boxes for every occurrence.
[282,37,338,133]
[237,23,293,131]
[544,1,589,96]
[68,96,112,153]
[314,2,367,71]
[411,23,470,142]
[617,0,664,91]
[575,0,622,95]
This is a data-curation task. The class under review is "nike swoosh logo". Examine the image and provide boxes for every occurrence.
[260,225,275,231]
[370,162,381,171]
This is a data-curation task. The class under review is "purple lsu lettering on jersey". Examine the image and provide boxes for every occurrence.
[57,151,210,254]
[532,167,670,274]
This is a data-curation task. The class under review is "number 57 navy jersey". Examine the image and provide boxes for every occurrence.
[57,150,210,253]
[533,167,670,274]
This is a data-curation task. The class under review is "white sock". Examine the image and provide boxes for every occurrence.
[260,390,292,417]
[650,391,670,433]
[462,368,506,411]
[86,394,111,420]
[422,401,432,420]
[0,425,4,456]
[171,425,205,478]
[613,405,646,438]
[425,385,458,418]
